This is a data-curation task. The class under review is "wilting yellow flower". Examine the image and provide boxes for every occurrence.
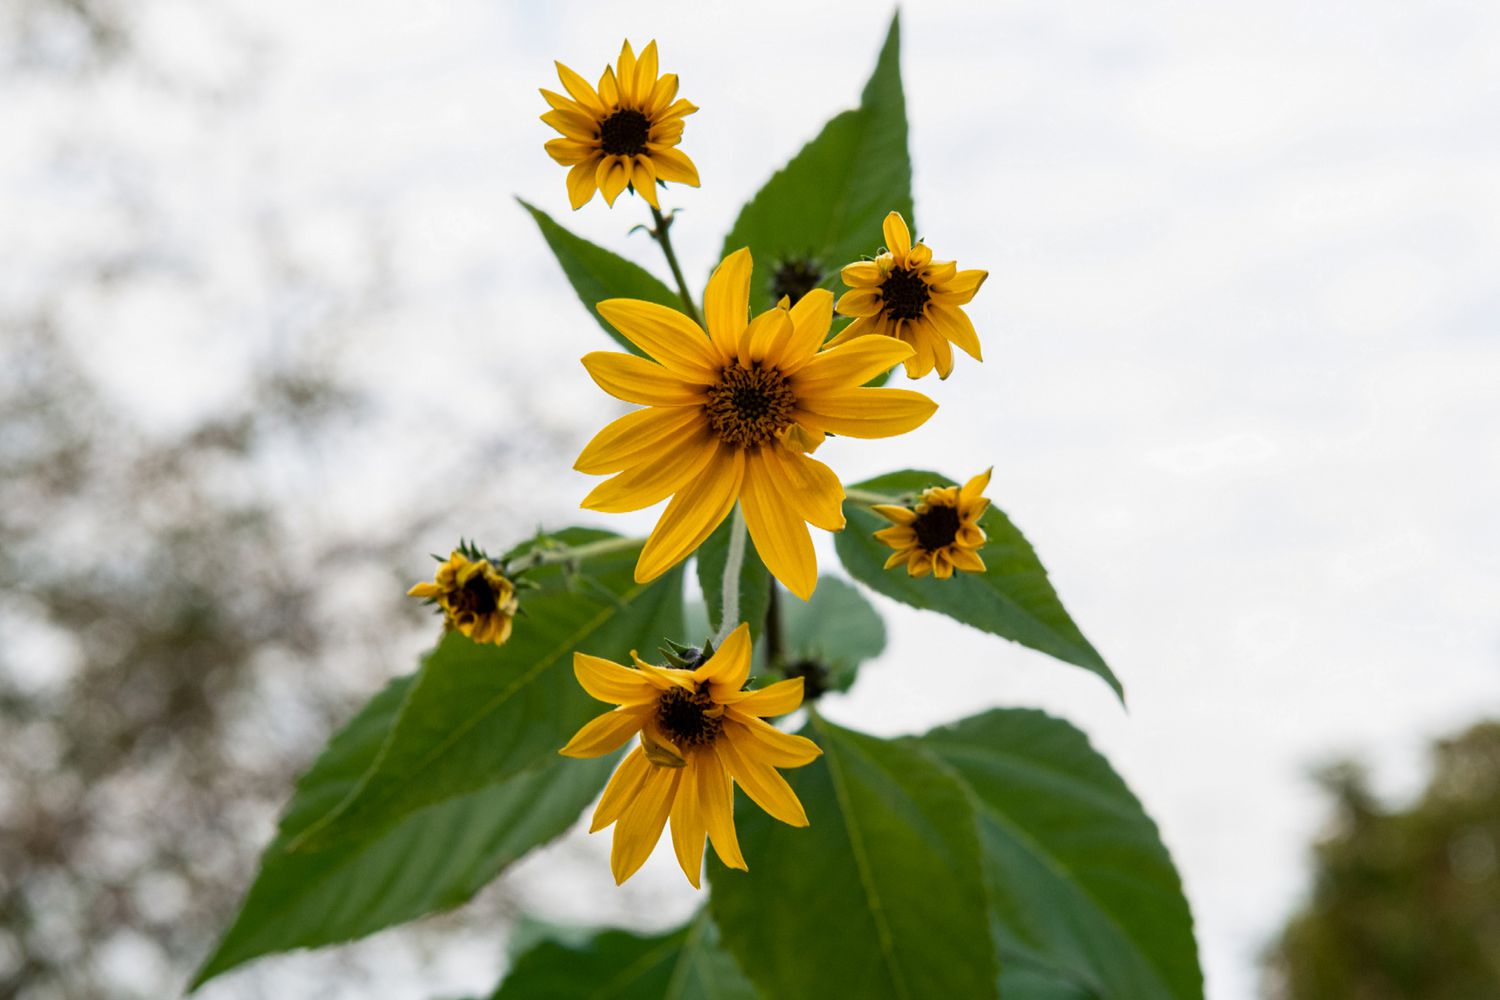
[559,623,821,887]
[872,468,993,579]
[831,211,989,380]
[541,40,700,210]
[575,248,938,600]
[407,550,519,645]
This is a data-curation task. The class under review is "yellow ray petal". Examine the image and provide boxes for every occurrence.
[724,714,823,767]
[906,242,933,268]
[668,752,707,888]
[580,430,717,513]
[591,745,649,832]
[701,748,747,870]
[820,314,875,350]
[554,61,605,115]
[795,387,937,439]
[703,248,752,361]
[598,156,631,205]
[631,156,659,208]
[407,581,441,598]
[931,329,955,379]
[595,300,719,381]
[882,211,912,258]
[792,334,913,391]
[758,445,845,532]
[960,466,993,503]
[559,704,650,758]
[598,65,620,107]
[840,260,884,287]
[739,450,817,601]
[645,72,679,115]
[574,652,660,704]
[566,159,600,210]
[616,41,638,104]
[574,404,703,475]
[645,144,699,185]
[774,289,834,372]
[580,352,706,407]
[719,731,808,827]
[636,447,746,583]
[956,523,986,548]
[634,40,659,105]
[871,504,916,525]
[717,677,805,717]
[694,621,751,690]
[926,304,983,361]
[541,109,597,141]
[935,268,988,304]
[949,546,987,574]
[610,764,681,884]
[544,138,595,165]
[739,307,792,366]
[835,287,883,318]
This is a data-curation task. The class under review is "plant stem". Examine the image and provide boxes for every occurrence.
[506,535,641,574]
[712,505,747,647]
[764,577,786,673]
[842,487,891,506]
[649,205,703,326]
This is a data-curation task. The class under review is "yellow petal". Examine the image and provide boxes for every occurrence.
[580,351,706,407]
[544,138,594,165]
[961,467,993,504]
[739,307,792,365]
[541,108,597,141]
[634,40,659,105]
[949,546,987,574]
[701,748,747,870]
[835,287,884,318]
[906,242,933,268]
[407,581,441,598]
[539,88,577,113]
[668,752,707,888]
[574,404,703,475]
[610,764,680,884]
[566,159,600,210]
[559,705,650,758]
[594,301,719,381]
[645,72,679,116]
[636,447,746,583]
[775,289,835,372]
[717,677,804,717]
[792,335,913,391]
[936,268,988,303]
[872,504,916,525]
[740,450,817,601]
[932,330,955,380]
[590,745,649,832]
[631,156,660,208]
[616,41,638,104]
[926,304,983,361]
[598,65,620,107]
[796,387,937,439]
[883,548,912,570]
[646,145,700,186]
[724,714,823,767]
[820,314,875,350]
[574,652,660,704]
[882,210,912,258]
[554,61,605,115]
[840,260,883,287]
[758,445,845,532]
[719,731,808,827]
[933,549,955,579]
[703,248,752,361]
[694,621,752,690]
[598,156,630,205]
[580,428,717,513]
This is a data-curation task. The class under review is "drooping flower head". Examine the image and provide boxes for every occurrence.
[872,468,993,579]
[574,248,938,600]
[407,548,520,645]
[541,40,700,210]
[831,211,989,380]
[559,623,821,887]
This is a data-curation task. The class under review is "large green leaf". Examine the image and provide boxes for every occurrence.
[289,529,683,852]
[519,198,683,355]
[192,677,616,988]
[836,470,1121,700]
[719,14,912,312]
[921,709,1204,1000]
[695,509,770,644]
[709,714,996,1000]
[490,914,756,1000]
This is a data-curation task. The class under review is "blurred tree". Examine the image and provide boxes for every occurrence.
[1262,722,1500,1000]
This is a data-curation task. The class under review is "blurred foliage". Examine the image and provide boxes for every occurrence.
[1263,722,1500,999]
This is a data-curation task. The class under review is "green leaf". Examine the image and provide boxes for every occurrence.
[519,198,682,354]
[695,510,770,643]
[836,470,1122,700]
[192,677,617,987]
[719,14,911,312]
[771,576,885,694]
[921,709,1204,1000]
[289,529,683,852]
[491,914,756,1000]
[709,714,996,1000]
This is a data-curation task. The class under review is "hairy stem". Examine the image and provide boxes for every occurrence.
[649,205,703,326]
[506,534,641,574]
[712,505,747,646]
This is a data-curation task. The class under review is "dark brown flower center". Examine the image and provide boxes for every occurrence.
[912,503,961,551]
[598,109,651,156]
[705,364,796,449]
[657,685,721,747]
[453,572,499,616]
[770,258,824,305]
[880,266,930,321]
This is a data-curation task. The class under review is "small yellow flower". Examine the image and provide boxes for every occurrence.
[575,248,938,600]
[831,211,989,380]
[559,623,821,887]
[541,40,700,210]
[872,468,993,579]
[407,550,519,645]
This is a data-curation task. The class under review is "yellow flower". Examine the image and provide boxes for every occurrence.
[575,248,938,600]
[407,550,519,645]
[831,211,989,380]
[559,623,821,887]
[872,468,993,579]
[541,40,700,211]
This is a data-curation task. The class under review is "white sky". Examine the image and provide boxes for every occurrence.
[8,1,1500,997]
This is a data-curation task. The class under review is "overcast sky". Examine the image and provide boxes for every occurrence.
[8,1,1500,997]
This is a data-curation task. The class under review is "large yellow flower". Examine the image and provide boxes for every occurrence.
[407,549,520,645]
[559,623,821,887]
[541,40,700,211]
[872,468,993,579]
[575,248,938,600]
[831,211,989,380]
